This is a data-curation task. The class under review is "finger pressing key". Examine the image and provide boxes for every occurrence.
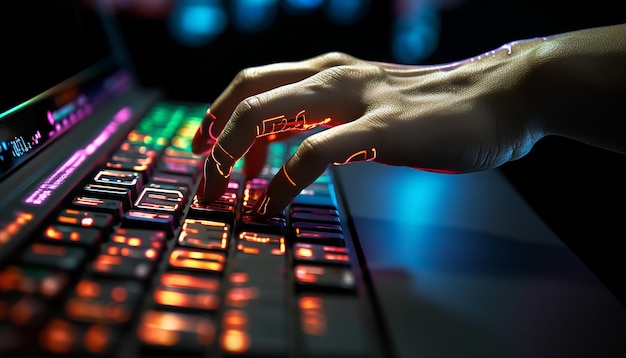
[252,120,381,218]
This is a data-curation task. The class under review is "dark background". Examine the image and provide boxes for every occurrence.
[113,0,625,304]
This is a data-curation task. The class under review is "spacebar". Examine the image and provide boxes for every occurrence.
[220,230,290,357]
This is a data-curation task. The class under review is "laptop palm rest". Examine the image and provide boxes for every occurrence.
[334,163,626,358]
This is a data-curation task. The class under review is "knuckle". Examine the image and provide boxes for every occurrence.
[296,135,329,164]
[232,67,260,91]
[231,95,262,124]
[318,51,354,66]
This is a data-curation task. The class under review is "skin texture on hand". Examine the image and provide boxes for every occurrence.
[192,23,626,218]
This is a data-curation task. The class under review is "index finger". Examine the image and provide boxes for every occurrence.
[191,53,360,154]
[197,82,340,204]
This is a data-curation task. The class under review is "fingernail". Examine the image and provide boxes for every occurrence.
[251,192,281,218]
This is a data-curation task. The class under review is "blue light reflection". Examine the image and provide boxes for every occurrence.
[231,0,279,33]
[168,0,227,47]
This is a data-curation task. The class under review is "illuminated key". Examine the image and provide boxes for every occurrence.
[92,169,142,198]
[38,319,118,356]
[168,248,225,273]
[105,160,151,182]
[293,221,342,234]
[0,294,47,329]
[153,286,220,311]
[110,228,168,250]
[90,254,155,281]
[56,209,114,230]
[134,187,184,219]
[64,279,142,325]
[42,224,103,249]
[189,192,238,222]
[137,310,216,352]
[294,265,356,291]
[100,243,161,261]
[0,265,69,299]
[177,219,230,251]
[293,227,345,247]
[122,210,176,236]
[83,183,133,211]
[71,196,124,223]
[237,232,286,258]
[219,307,288,357]
[293,243,351,266]
[20,243,86,272]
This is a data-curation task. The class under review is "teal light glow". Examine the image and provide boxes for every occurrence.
[231,0,278,33]
[168,0,227,47]
[284,0,324,13]
[392,0,440,64]
[325,0,370,25]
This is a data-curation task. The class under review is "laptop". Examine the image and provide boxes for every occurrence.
[1,1,625,357]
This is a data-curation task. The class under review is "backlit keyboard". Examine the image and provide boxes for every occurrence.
[0,102,382,357]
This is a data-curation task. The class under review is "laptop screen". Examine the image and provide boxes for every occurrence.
[0,1,126,181]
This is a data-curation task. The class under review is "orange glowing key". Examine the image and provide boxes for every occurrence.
[168,248,225,272]
[137,310,216,351]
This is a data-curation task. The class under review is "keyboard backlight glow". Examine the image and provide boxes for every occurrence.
[220,329,250,354]
[24,107,132,206]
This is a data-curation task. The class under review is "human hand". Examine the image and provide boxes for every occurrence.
[190,44,550,218]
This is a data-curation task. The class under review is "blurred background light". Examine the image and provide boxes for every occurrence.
[168,0,227,47]
[283,0,324,15]
[231,0,279,33]
[324,0,370,26]
[392,0,441,64]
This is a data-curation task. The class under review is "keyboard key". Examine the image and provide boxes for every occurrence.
[177,218,230,251]
[0,265,70,299]
[137,310,216,352]
[110,228,168,250]
[122,209,176,236]
[105,160,152,183]
[71,196,124,223]
[82,184,133,211]
[219,307,289,357]
[100,243,162,261]
[153,272,221,311]
[92,169,142,198]
[151,171,195,189]
[41,224,103,250]
[240,213,286,235]
[0,294,48,329]
[291,206,341,224]
[90,254,156,281]
[294,265,356,291]
[189,180,239,221]
[134,186,185,220]
[293,243,351,266]
[293,221,342,234]
[56,209,114,231]
[156,160,201,179]
[38,318,119,357]
[64,279,143,325]
[168,248,226,273]
[20,243,87,272]
[294,228,345,246]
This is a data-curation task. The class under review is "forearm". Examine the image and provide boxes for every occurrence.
[523,24,626,153]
